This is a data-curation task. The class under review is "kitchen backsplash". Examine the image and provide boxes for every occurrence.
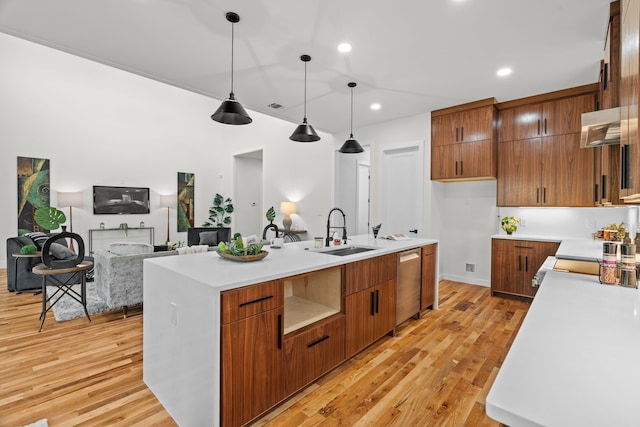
[498,207,639,239]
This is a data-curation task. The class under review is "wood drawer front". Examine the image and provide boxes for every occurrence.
[221,280,283,324]
[345,253,397,295]
[283,315,345,396]
[492,238,541,253]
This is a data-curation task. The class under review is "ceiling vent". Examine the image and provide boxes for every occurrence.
[268,103,284,109]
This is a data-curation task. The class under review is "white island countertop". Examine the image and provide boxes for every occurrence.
[145,234,438,292]
[486,269,640,427]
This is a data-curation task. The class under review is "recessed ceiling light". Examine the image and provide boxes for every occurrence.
[497,67,512,77]
[370,103,381,110]
[338,43,352,53]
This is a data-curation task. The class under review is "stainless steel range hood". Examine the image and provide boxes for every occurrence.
[580,107,621,147]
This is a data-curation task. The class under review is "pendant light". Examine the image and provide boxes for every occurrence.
[339,82,364,153]
[290,55,320,142]
[211,12,252,125]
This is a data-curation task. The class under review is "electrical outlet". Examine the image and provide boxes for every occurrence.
[587,219,595,229]
[170,302,177,326]
[520,217,527,227]
[465,263,476,273]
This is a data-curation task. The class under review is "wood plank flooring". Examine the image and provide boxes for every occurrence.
[0,269,529,426]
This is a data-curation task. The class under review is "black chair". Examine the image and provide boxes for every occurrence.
[187,227,232,247]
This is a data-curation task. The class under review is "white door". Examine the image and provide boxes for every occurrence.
[234,151,263,237]
[382,145,422,237]
[356,162,370,235]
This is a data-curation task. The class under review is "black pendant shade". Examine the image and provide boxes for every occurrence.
[290,119,320,142]
[212,12,252,125]
[211,92,252,125]
[290,54,320,142]
[339,82,364,153]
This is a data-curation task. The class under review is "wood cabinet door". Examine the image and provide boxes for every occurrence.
[541,133,595,207]
[431,145,457,180]
[490,248,520,295]
[431,113,456,146]
[221,307,285,427]
[283,315,345,396]
[621,0,640,200]
[497,139,542,206]
[458,140,494,179]
[421,244,437,311]
[460,106,494,143]
[498,104,542,142]
[345,255,396,295]
[542,94,596,137]
[345,289,376,358]
[373,279,396,341]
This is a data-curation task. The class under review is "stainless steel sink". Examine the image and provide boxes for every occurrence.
[313,246,377,256]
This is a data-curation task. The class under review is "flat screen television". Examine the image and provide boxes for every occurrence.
[93,186,150,214]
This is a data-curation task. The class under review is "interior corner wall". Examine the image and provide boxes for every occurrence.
[352,113,498,286]
[0,33,334,268]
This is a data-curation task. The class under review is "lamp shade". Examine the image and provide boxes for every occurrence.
[290,120,320,142]
[280,201,296,215]
[339,137,364,153]
[211,93,252,125]
[57,192,83,208]
[160,195,174,208]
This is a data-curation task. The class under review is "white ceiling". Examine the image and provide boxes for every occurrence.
[0,0,612,135]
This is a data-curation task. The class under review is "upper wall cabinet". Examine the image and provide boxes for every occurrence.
[498,93,595,142]
[430,98,497,182]
[496,86,598,207]
[620,0,640,202]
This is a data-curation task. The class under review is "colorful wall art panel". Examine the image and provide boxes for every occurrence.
[17,156,50,235]
[177,172,195,232]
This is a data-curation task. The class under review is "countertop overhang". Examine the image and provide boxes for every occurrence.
[145,235,438,292]
[486,269,640,426]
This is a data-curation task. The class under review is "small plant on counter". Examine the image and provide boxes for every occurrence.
[266,206,276,224]
[218,233,263,256]
[501,216,519,235]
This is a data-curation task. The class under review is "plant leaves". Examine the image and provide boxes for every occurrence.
[34,206,66,230]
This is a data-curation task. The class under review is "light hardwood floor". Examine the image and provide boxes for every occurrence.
[0,269,529,426]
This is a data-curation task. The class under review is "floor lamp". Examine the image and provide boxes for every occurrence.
[57,191,83,252]
[160,195,174,243]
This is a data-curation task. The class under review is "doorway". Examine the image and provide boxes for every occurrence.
[234,150,263,237]
[356,162,370,235]
[381,143,423,237]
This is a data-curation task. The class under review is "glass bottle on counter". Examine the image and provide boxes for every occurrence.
[601,242,618,285]
[620,235,637,288]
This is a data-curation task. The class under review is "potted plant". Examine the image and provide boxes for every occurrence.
[34,206,67,231]
[501,216,519,235]
[203,193,234,228]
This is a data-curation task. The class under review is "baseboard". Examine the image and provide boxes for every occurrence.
[440,274,490,287]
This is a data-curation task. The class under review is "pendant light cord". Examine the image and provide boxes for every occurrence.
[350,86,354,138]
[230,21,234,94]
[303,61,307,120]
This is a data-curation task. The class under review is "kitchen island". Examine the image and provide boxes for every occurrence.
[486,267,640,426]
[142,235,438,426]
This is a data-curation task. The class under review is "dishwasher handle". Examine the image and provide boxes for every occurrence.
[399,250,421,263]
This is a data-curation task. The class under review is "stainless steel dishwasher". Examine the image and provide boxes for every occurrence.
[396,248,421,326]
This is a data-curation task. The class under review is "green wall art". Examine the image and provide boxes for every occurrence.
[17,156,51,235]
[178,172,194,232]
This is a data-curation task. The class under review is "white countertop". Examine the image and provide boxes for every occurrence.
[555,238,607,262]
[486,270,640,426]
[145,234,438,292]
[491,234,563,243]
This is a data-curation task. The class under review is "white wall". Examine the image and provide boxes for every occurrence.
[0,33,335,268]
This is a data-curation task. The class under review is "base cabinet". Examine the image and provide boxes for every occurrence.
[421,244,437,310]
[283,315,345,396]
[345,279,396,358]
[221,281,285,427]
[221,307,285,427]
[491,239,559,298]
